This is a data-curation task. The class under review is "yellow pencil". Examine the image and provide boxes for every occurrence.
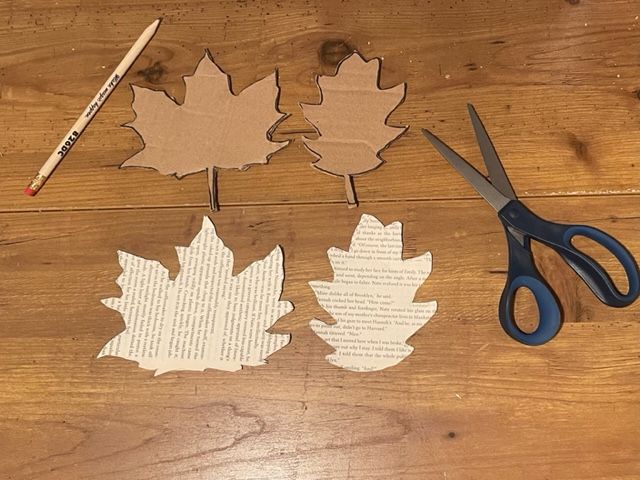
[25,18,162,196]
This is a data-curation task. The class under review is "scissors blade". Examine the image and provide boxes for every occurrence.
[421,128,511,212]
[467,104,517,201]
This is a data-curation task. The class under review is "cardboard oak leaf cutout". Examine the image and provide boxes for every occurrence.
[301,52,407,207]
[122,50,289,210]
[99,217,293,375]
[310,214,437,372]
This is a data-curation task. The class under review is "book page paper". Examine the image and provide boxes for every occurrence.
[310,214,437,372]
[99,217,292,375]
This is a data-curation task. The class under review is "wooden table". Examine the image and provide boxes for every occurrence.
[2,1,640,478]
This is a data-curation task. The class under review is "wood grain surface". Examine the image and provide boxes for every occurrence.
[2,0,640,479]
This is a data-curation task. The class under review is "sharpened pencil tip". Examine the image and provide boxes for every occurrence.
[146,18,162,33]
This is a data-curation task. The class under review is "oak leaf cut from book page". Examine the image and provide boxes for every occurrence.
[309,214,437,372]
[122,50,289,211]
[99,217,293,375]
[300,52,407,208]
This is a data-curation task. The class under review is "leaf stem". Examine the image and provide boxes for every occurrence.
[207,167,219,211]
[344,175,358,208]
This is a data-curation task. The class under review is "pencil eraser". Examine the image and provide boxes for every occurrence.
[24,187,36,196]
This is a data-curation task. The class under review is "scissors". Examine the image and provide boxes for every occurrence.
[421,104,640,345]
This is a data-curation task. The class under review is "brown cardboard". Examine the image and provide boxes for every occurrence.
[122,50,289,210]
[300,52,407,207]
[309,214,437,372]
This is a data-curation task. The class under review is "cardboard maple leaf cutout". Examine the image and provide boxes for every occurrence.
[122,50,289,210]
[301,52,407,207]
[99,217,293,375]
[310,214,437,372]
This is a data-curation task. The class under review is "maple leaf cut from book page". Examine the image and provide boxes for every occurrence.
[122,50,289,210]
[310,214,437,372]
[301,52,407,207]
[99,217,293,375]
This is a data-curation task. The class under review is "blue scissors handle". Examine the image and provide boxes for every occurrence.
[500,200,640,308]
[498,229,562,345]
[559,225,640,306]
